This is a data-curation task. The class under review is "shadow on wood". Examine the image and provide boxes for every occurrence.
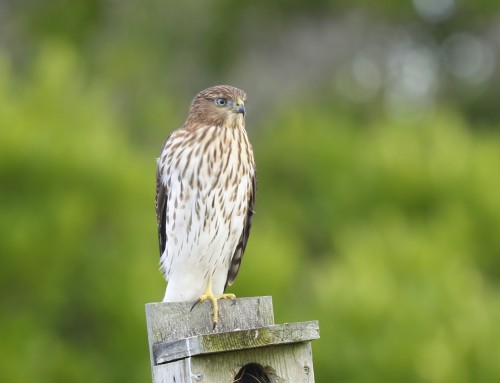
[145,296,319,382]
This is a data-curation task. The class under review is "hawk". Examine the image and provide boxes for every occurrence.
[155,85,256,326]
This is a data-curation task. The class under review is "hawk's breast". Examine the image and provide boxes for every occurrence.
[158,125,254,301]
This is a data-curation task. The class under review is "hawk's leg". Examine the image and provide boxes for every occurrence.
[191,277,235,328]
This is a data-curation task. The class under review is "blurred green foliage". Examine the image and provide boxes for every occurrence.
[255,108,500,381]
[0,44,160,382]
[1,1,500,382]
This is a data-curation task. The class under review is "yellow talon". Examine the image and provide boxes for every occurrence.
[191,277,236,327]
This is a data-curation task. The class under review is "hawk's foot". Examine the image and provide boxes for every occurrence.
[190,279,236,328]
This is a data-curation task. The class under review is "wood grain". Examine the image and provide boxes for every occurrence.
[145,296,319,382]
[154,321,320,364]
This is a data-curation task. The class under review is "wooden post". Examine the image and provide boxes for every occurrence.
[145,296,319,382]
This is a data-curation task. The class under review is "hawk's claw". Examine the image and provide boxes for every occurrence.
[193,277,236,325]
[190,299,201,312]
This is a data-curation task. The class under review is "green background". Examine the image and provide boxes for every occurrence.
[1,1,500,382]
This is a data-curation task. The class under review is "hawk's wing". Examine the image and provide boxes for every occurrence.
[155,135,171,258]
[225,172,256,289]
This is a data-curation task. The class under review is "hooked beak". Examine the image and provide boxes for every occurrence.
[234,99,245,116]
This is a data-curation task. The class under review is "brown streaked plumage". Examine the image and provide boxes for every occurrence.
[155,85,256,325]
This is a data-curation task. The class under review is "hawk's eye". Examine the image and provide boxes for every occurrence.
[215,98,227,107]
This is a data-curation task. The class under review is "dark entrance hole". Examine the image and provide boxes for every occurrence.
[233,363,271,383]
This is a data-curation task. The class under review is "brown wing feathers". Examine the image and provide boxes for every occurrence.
[225,173,256,289]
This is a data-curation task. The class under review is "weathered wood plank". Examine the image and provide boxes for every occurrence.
[192,342,316,383]
[146,296,275,371]
[146,296,274,344]
[146,296,319,382]
[152,361,190,383]
[152,342,316,383]
[154,321,320,364]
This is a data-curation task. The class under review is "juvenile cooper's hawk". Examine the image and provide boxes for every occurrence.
[155,85,256,325]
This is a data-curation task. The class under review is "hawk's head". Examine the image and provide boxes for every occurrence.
[186,85,247,128]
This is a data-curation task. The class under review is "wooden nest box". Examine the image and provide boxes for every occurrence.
[146,296,319,382]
